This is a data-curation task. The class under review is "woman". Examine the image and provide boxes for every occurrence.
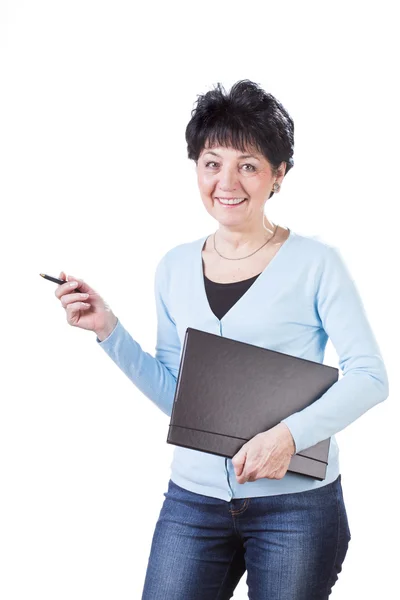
[55,80,389,599]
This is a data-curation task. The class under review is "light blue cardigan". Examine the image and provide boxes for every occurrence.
[96,229,389,500]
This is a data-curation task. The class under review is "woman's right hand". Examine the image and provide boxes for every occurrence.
[55,271,118,340]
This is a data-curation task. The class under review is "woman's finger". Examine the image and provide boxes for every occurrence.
[66,301,91,317]
[61,291,89,308]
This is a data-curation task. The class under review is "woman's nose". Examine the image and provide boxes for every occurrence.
[217,166,239,188]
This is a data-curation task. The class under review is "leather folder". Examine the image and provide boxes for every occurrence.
[167,327,339,480]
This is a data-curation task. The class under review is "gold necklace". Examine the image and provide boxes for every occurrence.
[213,224,278,260]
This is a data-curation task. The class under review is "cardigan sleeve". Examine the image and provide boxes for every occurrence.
[95,254,181,416]
[281,244,389,455]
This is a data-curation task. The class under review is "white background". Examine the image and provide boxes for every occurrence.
[1,1,398,598]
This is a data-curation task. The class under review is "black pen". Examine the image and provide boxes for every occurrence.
[39,273,81,292]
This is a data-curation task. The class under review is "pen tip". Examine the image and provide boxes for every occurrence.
[39,273,45,277]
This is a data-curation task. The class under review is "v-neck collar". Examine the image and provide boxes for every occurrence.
[197,228,296,324]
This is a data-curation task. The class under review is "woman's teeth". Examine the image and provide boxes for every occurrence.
[216,197,247,205]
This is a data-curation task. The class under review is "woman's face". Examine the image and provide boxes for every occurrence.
[196,145,285,228]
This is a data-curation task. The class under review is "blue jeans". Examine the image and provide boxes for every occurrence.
[141,474,351,600]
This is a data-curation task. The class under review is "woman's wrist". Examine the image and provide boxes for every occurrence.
[95,314,118,341]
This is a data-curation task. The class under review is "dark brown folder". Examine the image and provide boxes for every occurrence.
[167,328,339,480]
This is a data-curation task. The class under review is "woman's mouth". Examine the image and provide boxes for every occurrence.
[215,197,248,207]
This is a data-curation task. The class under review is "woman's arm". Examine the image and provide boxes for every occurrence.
[281,244,389,455]
[95,254,181,416]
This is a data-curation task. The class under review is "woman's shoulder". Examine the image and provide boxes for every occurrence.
[156,235,205,270]
[290,231,351,283]
[290,229,339,257]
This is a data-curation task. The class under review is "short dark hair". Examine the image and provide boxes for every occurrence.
[185,79,294,198]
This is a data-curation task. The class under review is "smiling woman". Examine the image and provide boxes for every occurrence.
[88,79,389,599]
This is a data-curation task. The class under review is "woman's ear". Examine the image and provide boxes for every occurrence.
[278,161,287,179]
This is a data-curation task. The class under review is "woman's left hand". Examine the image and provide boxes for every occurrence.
[232,423,296,483]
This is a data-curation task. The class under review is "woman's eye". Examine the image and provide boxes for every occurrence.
[205,162,256,172]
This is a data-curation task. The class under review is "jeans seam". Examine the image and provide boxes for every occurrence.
[215,547,241,600]
[325,484,341,596]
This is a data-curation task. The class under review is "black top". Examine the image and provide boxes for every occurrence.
[202,259,262,320]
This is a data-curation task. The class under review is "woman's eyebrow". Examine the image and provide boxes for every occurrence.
[203,150,260,160]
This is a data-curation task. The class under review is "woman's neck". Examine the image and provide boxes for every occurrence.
[214,217,278,254]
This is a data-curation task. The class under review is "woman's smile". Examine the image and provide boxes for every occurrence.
[215,197,248,207]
